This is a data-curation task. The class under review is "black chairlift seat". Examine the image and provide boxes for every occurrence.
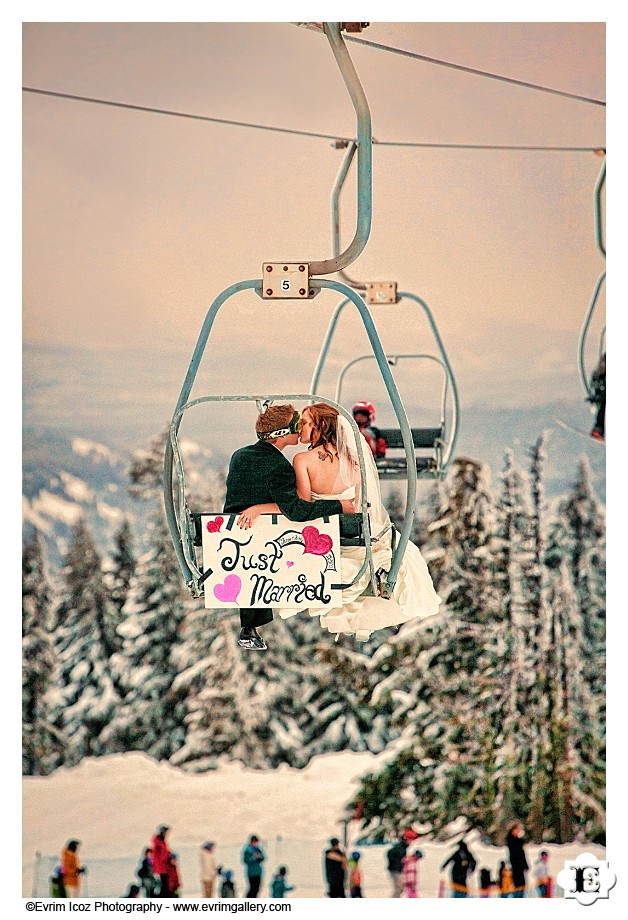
[190,512,369,548]
[375,426,444,478]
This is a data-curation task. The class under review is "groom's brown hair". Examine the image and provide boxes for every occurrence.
[255,403,296,437]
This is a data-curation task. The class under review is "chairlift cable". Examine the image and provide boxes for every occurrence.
[294,23,605,107]
[22,87,603,153]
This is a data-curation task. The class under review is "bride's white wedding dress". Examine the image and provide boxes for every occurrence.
[278,417,441,641]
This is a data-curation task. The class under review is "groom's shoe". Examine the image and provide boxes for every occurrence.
[237,627,268,651]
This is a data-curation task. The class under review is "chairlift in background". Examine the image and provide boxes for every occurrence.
[558,153,606,444]
[578,153,606,399]
[309,139,460,480]
[333,352,458,479]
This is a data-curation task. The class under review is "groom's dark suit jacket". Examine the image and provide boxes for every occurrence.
[223,439,343,629]
[224,440,343,519]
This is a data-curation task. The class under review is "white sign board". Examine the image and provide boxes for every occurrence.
[201,513,342,610]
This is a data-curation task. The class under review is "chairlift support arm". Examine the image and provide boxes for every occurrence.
[267,23,372,281]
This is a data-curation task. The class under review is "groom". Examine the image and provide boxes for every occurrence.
[223,403,354,650]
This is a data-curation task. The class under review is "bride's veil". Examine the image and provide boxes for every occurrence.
[336,413,391,539]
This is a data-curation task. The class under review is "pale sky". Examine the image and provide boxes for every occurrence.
[22,16,607,408]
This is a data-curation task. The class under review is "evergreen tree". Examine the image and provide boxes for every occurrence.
[103,510,188,760]
[50,519,121,765]
[22,530,63,774]
[521,434,555,840]
[491,450,537,831]
[351,457,502,839]
[546,457,606,697]
[348,445,607,845]
[170,614,270,770]
[299,638,390,759]
[128,428,169,501]
[542,562,604,842]
[107,518,136,623]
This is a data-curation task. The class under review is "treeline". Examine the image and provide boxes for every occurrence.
[22,434,605,846]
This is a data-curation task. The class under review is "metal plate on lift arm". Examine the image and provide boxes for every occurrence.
[262,262,311,299]
[365,281,398,304]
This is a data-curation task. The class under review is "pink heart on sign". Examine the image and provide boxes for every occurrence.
[302,526,333,556]
[286,561,294,568]
[206,516,224,534]
[213,574,241,604]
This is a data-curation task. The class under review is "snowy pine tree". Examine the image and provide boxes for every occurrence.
[299,638,390,760]
[348,446,606,845]
[170,613,270,770]
[106,518,136,625]
[546,456,606,698]
[542,456,606,842]
[22,530,63,774]
[49,519,121,765]
[490,450,538,832]
[103,509,188,760]
[351,458,503,839]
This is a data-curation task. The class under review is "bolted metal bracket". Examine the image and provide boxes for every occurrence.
[262,263,311,299]
[365,281,398,305]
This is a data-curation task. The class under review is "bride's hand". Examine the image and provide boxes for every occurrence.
[237,507,260,529]
[340,498,356,513]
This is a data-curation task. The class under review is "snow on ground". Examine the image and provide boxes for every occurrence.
[23,750,605,912]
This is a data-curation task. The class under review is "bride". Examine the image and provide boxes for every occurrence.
[238,402,441,640]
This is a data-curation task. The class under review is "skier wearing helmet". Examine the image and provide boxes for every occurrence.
[352,400,387,458]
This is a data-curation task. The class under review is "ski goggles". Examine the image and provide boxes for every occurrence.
[257,410,302,441]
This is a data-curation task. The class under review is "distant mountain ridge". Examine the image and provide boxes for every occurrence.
[22,430,219,570]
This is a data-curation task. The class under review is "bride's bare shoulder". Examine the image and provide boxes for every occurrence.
[292,449,311,469]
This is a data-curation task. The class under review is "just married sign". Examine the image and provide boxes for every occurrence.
[200,513,342,610]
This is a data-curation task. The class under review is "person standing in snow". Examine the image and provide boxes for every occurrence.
[440,839,477,897]
[533,850,551,898]
[386,835,408,897]
[60,839,85,897]
[242,834,266,897]
[348,851,363,897]
[478,867,494,897]
[200,841,218,897]
[498,859,514,897]
[136,846,158,898]
[505,821,529,898]
[220,869,236,898]
[151,825,173,897]
[324,837,347,897]
[50,865,66,898]
[402,847,423,898]
[165,852,182,896]
[270,865,295,897]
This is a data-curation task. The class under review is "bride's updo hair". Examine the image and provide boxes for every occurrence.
[307,403,339,459]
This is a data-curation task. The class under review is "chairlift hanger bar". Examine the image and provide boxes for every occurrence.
[262,22,372,296]
[330,139,398,301]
